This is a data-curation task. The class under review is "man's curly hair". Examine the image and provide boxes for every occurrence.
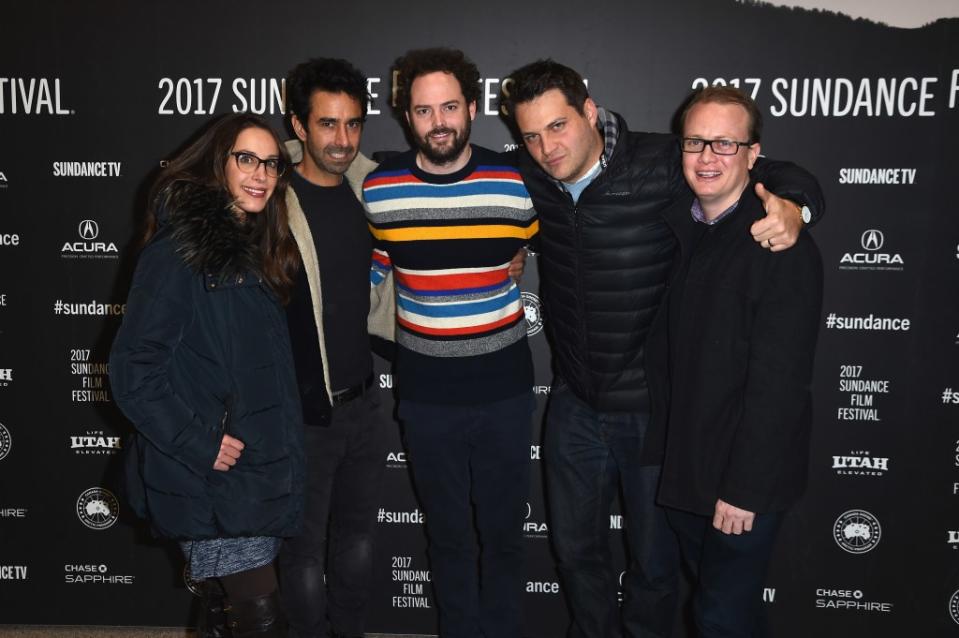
[392,48,480,114]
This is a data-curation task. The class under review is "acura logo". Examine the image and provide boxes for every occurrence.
[78,220,99,241]
[860,229,884,251]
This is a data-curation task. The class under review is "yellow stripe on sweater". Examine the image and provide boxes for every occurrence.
[370,220,539,242]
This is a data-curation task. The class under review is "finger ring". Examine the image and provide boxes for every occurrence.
[767,238,774,248]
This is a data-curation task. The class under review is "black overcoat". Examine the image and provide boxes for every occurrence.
[647,184,823,515]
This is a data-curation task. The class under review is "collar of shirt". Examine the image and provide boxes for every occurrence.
[562,158,603,203]
[691,198,740,225]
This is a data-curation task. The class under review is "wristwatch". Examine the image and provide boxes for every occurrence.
[799,204,812,224]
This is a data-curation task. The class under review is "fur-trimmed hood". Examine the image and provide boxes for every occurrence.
[156,181,262,283]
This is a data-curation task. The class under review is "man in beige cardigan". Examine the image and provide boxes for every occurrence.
[277,57,391,638]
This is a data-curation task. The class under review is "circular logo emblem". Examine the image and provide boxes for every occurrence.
[522,292,544,337]
[525,502,532,520]
[860,229,884,251]
[78,219,100,240]
[833,509,881,554]
[183,564,204,597]
[0,423,11,461]
[76,487,119,530]
[949,590,959,625]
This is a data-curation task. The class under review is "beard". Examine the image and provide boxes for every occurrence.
[414,118,471,166]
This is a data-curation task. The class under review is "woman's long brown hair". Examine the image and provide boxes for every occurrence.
[143,113,300,304]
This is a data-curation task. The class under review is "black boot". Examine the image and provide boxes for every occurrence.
[198,579,232,638]
[229,591,286,638]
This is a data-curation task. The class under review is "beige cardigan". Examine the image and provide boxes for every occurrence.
[284,142,395,405]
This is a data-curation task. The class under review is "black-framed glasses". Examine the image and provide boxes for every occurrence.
[229,151,287,177]
[681,138,753,156]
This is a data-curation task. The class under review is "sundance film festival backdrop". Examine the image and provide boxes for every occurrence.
[1,0,958,635]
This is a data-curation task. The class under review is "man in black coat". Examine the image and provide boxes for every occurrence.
[505,60,823,638]
[649,86,823,637]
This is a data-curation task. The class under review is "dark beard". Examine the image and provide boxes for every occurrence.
[416,119,471,166]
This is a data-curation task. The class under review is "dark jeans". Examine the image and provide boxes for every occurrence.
[544,381,679,638]
[666,508,783,638]
[278,391,386,638]
[399,392,534,638]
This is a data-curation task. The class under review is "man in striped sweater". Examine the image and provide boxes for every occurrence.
[363,48,536,638]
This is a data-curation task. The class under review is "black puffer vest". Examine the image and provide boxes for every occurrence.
[520,114,683,413]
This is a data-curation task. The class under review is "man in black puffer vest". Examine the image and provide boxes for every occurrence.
[505,60,824,638]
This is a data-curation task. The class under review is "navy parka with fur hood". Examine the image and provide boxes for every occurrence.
[109,182,304,540]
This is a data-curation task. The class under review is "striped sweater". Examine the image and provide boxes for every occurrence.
[363,145,538,404]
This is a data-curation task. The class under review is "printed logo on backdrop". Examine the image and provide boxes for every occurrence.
[522,292,545,337]
[0,233,20,247]
[526,580,560,594]
[838,168,917,185]
[0,367,11,388]
[832,451,889,477]
[532,385,550,396]
[950,590,959,625]
[61,220,119,260]
[833,509,881,554]
[54,299,125,317]
[386,450,407,469]
[0,77,73,114]
[377,508,424,525]
[824,313,910,332]
[530,444,541,461]
[0,422,11,461]
[76,487,119,530]
[815,587,892,613]
[0,171,7,188]
[0,565,28,581]
[71,348,111,402]
[379,374,393,390]
[617,571,625,604]
[391,556,432,609]
[837,364,888,422]
[943,388,959,405]
[183,565,204,597]
[64,563,134,585]
[70,430,121,455]
[0,507,27,519]
[524,501,548,539]
[948,530,959,550]
[52,161,122,177]
[839,229,904,271]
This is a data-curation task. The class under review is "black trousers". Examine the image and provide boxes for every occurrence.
[665,507,783,638]
[278,391,387,638]
[399,392,534,638]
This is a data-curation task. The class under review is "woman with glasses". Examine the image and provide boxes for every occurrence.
[110,113,303,638]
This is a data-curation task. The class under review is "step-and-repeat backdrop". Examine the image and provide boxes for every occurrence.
[1,1,957,635]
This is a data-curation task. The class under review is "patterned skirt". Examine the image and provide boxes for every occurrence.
[180,536,282,579]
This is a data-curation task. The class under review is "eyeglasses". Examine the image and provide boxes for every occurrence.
[229,151,287,177]
[680,138,753,156]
